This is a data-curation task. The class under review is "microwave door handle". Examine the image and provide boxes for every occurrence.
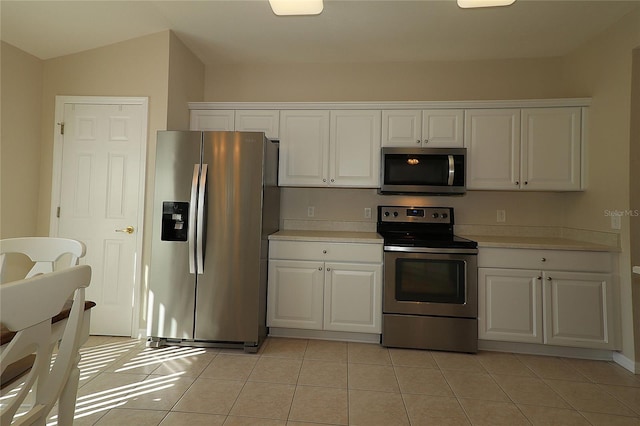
[188,164,199,274]
[447,154,455,186]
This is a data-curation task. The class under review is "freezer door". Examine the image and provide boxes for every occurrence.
[148,131,202,340]
[195,132,266,342]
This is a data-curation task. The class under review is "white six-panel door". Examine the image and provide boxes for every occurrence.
[52,98,147,336]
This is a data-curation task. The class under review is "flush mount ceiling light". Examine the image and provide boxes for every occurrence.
[269,0,324,16]
[457,0,516,8]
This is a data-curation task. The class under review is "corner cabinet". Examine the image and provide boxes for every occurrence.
[478,247,618,350]
[465,107,583,191]
[267,239,383,335]
[278,110,381,188]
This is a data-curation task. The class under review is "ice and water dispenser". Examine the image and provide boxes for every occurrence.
[161,202,189,241]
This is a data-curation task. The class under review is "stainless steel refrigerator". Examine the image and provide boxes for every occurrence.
[147,131,279,352]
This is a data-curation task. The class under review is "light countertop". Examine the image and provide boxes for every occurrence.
[462,235,619,252]
[269,230,383,244]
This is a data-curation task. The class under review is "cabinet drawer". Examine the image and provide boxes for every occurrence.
[478,248,612,273]
[270,240,383,263]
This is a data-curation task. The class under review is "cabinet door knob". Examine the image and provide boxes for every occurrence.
[326,268,331,271]
[416,140,421,144]
[424,139,429,144]
[322,250,327,254]
[330,178,335,183]
[524,181,528,185]
[546,276,552,281]
[318,267,323,271]
[541,257,546,262]
[515,181,520,185]
[323,178,327,182]
[537,276,542,280]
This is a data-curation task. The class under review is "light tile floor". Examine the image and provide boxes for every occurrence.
[3,336,640,425]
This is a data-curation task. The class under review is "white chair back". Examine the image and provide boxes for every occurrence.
[0,237,86,282]
[0,265,92,425]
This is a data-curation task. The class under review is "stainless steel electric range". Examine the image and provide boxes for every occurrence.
[377,206,479,353]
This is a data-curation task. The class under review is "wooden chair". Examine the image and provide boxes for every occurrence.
[1,265,92,425]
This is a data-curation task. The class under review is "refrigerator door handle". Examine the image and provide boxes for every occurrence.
[196,163,208,274]
[188,164,199,274]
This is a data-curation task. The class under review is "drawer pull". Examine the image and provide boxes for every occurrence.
[541,258,546,262]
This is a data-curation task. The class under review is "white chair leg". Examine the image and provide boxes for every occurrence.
[56,352,80,426]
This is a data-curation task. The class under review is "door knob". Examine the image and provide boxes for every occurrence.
[116,226,135,234]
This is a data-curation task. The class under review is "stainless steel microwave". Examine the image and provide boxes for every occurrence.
[379,147,466,195]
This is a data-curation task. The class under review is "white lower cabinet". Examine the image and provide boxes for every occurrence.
[543,270,614,348]
[324,263,381,333]
[478,248,617,350]
[267,240,382,335]
[478,268,543,344]
[268,260,325,330]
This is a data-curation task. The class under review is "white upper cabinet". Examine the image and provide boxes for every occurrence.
[465,109,521,190]
[521,108,581,191]
[190,110,235,131]
[382,110,421,147]
[189,100,587,192]
[234,110,280,139]
[382,109,463,148]
[278,110,330,186]
[329,110,381,187]
[190,109,279,139]
[279,109,381,188]
[465,107,583,191]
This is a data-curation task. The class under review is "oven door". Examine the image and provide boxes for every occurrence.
[383,248,477,318]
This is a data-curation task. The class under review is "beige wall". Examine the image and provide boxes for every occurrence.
[630,48,640,359]
[0,42,45,281]
[205,57,568,102]
[167,32,205,130]
[1,42,43,239]
[561,7,640,364]
[39,30,172,242]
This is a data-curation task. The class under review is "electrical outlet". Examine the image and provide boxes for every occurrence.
[496,209,506,223]
[611,214,621,230]
[364,208,372,219]
[307,206,315,218]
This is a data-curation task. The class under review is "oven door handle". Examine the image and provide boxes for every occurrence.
[384,245,478,255]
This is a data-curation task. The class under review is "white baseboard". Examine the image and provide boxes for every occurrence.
[612,351,637,373]
[478,340,614,360]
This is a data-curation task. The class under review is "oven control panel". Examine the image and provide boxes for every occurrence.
[378,206,454,224]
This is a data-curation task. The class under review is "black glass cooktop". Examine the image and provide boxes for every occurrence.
[380,232,478,249]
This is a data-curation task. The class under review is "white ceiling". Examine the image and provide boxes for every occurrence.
[1,0,639,65]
